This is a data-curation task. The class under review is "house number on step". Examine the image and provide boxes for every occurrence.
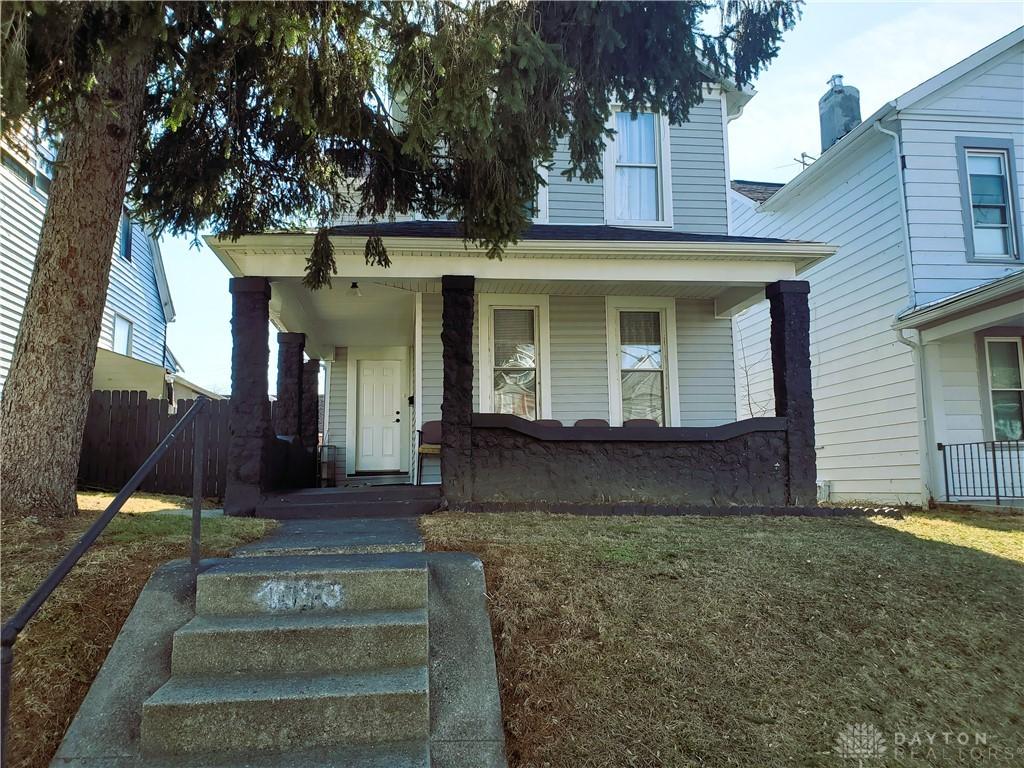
[253,579,345,611]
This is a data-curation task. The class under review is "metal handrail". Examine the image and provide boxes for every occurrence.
[938,439,1023,504]
[0,396,210,765]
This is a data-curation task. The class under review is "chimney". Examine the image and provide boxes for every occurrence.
[819,75,861,152]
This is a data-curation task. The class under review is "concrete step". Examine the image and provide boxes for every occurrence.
[171,609,428,677]
[140,742,430,768]
[196,553,428,616]
[141,668,429,755]
[232,518,424,557]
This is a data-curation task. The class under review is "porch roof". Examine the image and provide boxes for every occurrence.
[325,220,807,245]
[894,270,1024,338]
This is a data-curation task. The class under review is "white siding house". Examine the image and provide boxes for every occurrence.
[731,28,1024,506]
[209,79,838,488]
[1,132,181,397]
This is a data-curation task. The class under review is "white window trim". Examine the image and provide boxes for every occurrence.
[603,109,674,229]
[965,148,1018,260]
[112,313,134,357]
[985,336,1024,441]
[533,165,549,224]
[478,294,551,419]
[605,296,679,427]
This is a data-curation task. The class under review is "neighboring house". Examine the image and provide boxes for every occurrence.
[1,130,214,401]
[207,75,836,516]
[730,28,1024,506]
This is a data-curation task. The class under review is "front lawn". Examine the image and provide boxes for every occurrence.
[422,511,1024,768]
[1,493,272,768]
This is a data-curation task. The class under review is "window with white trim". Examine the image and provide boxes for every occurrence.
[606,110,671,226]
[618,310,666,425]
[966,149,1017,258]
[986,338,1024,440]
[491,308,538,420]
[528,166,549,223]
[119,212,133,262]
[113,314,134,356]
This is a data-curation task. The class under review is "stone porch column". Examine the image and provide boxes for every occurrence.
[440,275,475,503]
[301,358,321,487]
[225,277,272,516]
[301,358,320,448]
[767,280,816,506]
[274,332,305,437]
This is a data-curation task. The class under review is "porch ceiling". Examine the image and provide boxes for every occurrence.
[269,278,415,358]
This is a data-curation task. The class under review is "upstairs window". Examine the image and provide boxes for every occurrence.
[605,110,671,227]
[986,338,1024,441]
[119,212,133,262]
[113,314,134,357]
[966,149,1016,258]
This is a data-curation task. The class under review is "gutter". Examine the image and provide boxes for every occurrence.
[872,121,916,313]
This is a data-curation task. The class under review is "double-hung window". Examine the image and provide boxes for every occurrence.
[119,212,133,262]
[491,308,539,420]
[113,314,134,357]
[618,311,666,425]
[606,110,671,226]
[986,338,1024,441]
[966,149,1016,258]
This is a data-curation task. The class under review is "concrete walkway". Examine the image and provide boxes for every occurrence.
[53,517,506,768]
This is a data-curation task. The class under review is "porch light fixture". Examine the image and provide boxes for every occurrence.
[349,281,362,297]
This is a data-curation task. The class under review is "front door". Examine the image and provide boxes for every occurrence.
[356,359,402,472]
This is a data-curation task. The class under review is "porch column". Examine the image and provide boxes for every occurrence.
[301,358,321,487]
[274,332,305,437]
[440,274,475,502]
[301,358,320,448]
[225,277,272,516]
[767,280,816,505]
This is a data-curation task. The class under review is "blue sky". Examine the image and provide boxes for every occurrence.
[163,1,1023,395]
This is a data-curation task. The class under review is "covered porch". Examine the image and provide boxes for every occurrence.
[211,223,832,515]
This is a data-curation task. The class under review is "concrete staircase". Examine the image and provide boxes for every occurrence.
[140,552,432,765]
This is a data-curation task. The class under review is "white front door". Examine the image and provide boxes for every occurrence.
[356,359,403,472]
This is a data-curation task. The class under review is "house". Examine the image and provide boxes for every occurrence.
[0,130,215,401]
[730,28,1024,506]
[206,74,837,517]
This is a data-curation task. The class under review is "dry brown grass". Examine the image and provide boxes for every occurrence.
[422,511,1024,768]
[1,494,271,768]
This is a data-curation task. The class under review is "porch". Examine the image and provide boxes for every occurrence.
[212,223,832,516]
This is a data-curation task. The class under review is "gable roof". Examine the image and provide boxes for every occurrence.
[148,232,176,324]
[761,26,1024,211]
[730,180,784,203]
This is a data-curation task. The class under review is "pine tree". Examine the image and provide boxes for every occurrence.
[0,1,800,519]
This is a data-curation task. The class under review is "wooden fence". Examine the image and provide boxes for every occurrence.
[78,391,233,498]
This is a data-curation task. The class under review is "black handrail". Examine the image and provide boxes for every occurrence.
[938,439,1023,504]
[0,396,209,766]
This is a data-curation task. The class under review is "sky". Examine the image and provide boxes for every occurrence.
[162,0,1024,395]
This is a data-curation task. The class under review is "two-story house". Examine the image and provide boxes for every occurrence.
[1,131,214,401]
[205,74,836,517]
[730,28,1024,506]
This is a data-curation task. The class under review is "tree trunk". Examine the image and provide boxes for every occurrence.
[0,46,150,521]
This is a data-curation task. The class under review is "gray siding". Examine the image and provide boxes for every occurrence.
[0,163,45,390]
[546,93,729,233]
[326,349,348,481]
[899,44,1024,304]
[549,295,609,423]
[670,99,729,235]
[1,157,170,392]
[100,221,168,367]
[676,299,735,424]
[547,138,605,225]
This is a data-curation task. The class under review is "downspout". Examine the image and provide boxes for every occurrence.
[876,120,931,506]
